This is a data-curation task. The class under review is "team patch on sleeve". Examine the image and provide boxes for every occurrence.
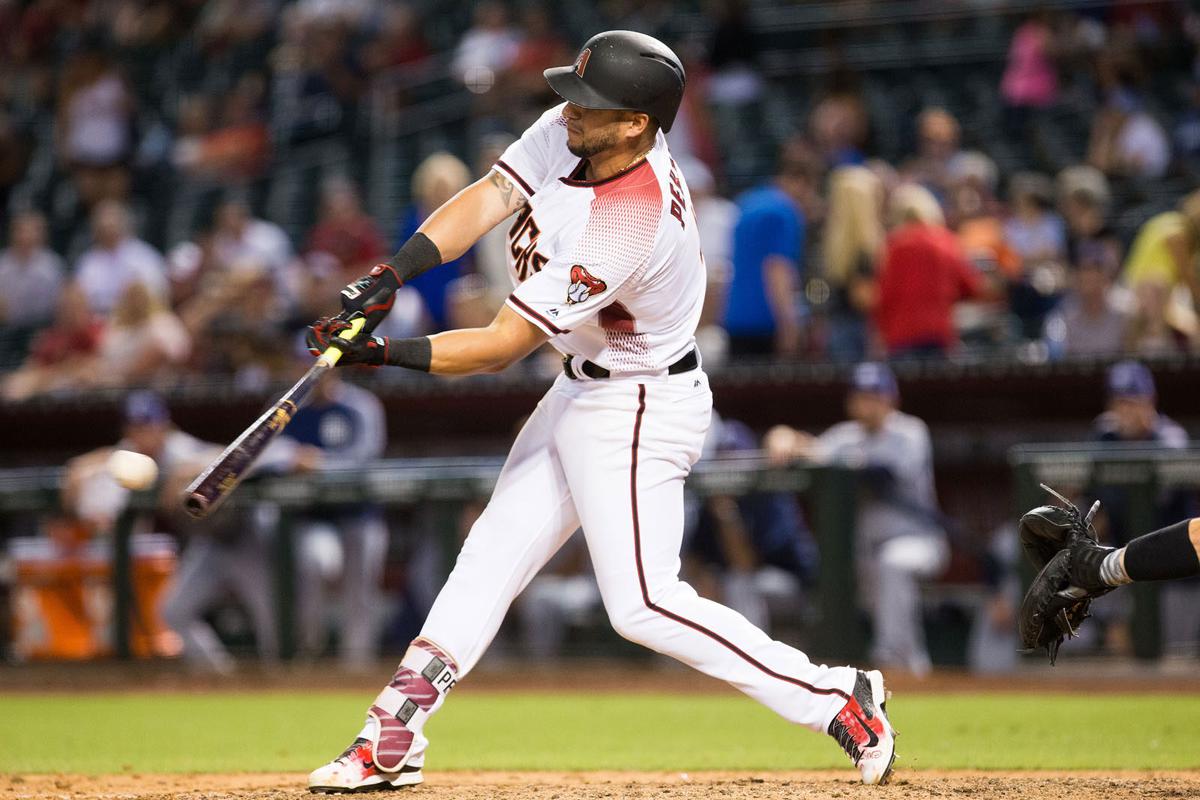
[567,265,607,304]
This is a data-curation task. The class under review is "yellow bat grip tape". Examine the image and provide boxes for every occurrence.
[317,316,367,367]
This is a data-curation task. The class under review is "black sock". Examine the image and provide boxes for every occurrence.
[1123,520,1200,582]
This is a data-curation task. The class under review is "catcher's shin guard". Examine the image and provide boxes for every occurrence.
[367,638,458,772]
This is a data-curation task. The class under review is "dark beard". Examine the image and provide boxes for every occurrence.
[567,127,621,159]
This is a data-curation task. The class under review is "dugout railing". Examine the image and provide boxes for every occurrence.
[0,457,863,664]
[1011,443,1200,661]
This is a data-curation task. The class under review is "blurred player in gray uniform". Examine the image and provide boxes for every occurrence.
[1090,360,1195,654]
[64,391,285,673]
[766,363,948,675]
[268,372,388,667]
[63,392,217,537]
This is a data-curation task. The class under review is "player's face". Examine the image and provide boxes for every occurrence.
[1109,396,1156,440]
[124,421,169,458]
[847,392,893,431]
[561,103,638,159]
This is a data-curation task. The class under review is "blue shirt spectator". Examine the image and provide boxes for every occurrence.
[724,184,805,354]
[395,206,472,330]
[397,152,477,330]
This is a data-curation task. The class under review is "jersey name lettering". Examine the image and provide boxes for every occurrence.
[668,162,686,228]
[508,206,548,282]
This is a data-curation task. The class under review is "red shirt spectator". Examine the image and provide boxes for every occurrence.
[360,5,431,72]
[30,286,105,366]
[31,322,104,366]
[306,179,387,276]
[308,217,386,276]
[3,285,105,401]
[875,221,984,355]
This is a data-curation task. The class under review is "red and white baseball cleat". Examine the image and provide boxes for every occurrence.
[827,669,898,785]
[308,737,423,793]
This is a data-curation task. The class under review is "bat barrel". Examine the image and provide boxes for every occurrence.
[178,317,362,520]
[180,367,324,519]
[182,458,241,519]
[183,491,210,518]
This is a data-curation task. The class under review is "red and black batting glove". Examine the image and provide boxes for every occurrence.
[305,316,388,366]
[339,264,401,330]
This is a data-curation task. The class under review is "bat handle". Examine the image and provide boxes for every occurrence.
[316,315,368,368]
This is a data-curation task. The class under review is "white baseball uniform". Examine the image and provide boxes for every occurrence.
[382,105,857,756]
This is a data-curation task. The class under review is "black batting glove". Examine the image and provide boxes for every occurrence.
[340,264,401,331]
[305,316,388,366]
[325,334,388,367]
[305,316,354,353]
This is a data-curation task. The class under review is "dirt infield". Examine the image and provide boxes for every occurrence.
[5,771,1199,800]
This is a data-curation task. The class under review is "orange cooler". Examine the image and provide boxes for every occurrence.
[9,535,179,660]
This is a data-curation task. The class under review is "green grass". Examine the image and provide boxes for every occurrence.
[0,691,1197,773]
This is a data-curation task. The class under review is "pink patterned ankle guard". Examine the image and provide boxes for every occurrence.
[366,638,458,772]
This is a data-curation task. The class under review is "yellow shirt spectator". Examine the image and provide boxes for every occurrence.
[1123,191,1200,306]
[1124,211,1192,288]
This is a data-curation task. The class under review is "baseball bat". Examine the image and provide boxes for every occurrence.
[182,315,368,519]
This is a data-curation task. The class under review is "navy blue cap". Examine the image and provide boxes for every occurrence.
[1107,360,1155,399]
[123,390,170,425]
[851,362,898,397]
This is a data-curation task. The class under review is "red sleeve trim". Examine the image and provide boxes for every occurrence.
[507,295,568,336]
[494,160,534,197]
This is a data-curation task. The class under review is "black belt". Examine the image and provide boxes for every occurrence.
[563,348,698,380]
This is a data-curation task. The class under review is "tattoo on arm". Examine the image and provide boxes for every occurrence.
[488,170,526,212]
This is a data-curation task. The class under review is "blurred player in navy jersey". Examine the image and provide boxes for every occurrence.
[686,415,818,631]
[271,371,388,668]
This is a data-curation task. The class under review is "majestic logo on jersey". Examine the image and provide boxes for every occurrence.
[566,265,607,304]
[574,48,591,77]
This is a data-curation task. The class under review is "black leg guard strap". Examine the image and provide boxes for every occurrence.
[1124,520,1200,582]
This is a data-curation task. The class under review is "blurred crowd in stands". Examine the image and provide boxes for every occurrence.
[1,1,1200,400]
[3,1,1200,671]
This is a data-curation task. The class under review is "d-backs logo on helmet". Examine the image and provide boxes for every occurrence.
[574,48,591,77]
[566,265,606,304]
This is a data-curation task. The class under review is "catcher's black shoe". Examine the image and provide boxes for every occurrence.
[828,670,897,785]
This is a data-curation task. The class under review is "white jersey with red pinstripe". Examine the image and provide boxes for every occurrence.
[335,104,863,784]
[493,103,703,373]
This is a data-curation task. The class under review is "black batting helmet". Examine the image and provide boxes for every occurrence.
[543,31,686,132]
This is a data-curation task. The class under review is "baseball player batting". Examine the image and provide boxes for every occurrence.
[305,31,897,792]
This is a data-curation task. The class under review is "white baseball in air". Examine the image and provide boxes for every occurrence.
[107,449,159,490]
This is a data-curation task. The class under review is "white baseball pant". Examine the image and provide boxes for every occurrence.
[418,368,857,731]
